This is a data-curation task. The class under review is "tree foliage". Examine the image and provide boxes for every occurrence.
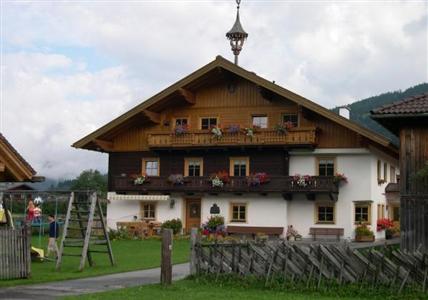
[69,169,108,196]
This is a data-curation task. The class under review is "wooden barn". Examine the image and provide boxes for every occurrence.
[372,93,428,252]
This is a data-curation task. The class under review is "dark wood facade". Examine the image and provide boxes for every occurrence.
[372,94,428,252]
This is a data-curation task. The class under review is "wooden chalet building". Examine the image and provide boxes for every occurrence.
[372,93,428,251]
[0,133,42,183]
[73,56,399,239]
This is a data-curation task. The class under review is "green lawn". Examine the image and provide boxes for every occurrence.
[62,279,380,300]
[0,236,189,287]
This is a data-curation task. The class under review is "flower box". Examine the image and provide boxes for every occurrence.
[355,235,375,242]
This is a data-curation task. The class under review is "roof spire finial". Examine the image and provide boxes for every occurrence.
[226,0,248,65]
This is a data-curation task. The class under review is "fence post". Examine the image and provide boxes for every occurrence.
[161,228,173,286]
[190,227,199,275]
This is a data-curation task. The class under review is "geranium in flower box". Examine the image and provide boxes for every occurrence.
[334,173,348,184]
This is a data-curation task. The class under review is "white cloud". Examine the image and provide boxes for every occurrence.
[1,1,427,178]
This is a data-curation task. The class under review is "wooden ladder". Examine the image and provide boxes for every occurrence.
[56,192,115,271]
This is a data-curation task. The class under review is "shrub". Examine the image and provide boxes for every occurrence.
[108,228,133,240]
[377,218,394,231]
[161,218,183,235]
[202,215,225,235]
[355,223,374,237]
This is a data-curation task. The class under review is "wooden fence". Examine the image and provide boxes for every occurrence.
[0,226,31,280]
[191,238,428,293]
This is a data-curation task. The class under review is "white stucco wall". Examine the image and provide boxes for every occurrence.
[201,194,287,233]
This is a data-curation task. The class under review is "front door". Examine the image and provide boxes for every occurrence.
[185,198,201,233]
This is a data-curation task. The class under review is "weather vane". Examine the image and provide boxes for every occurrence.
[226,0,248,65]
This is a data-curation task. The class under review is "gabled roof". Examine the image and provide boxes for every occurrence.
[371,93,428,134]
[73,56,397,153]
[0,133,43,182]
[371,93,428,115]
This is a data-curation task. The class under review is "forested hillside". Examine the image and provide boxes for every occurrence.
[333,83,428,145]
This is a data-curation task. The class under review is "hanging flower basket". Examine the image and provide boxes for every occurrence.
[247,172,270,186]
[174,124,189,136]
[133,174,148,185]
[333,173,348,184]
[244,127,257,139]
[227,124,240,134]
[274,121,294,134]
[292,174,312,187]
[210,171,230,187]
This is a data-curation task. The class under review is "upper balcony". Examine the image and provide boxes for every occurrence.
[111,175,338,200]
[147,127,317,149]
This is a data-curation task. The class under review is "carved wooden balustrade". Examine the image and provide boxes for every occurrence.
[111,175,338,196]
[147,127,317,148]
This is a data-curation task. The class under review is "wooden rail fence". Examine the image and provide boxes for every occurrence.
[191,238,428,293]
[0,226,31,280]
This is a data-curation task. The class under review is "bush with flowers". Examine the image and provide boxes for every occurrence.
[131,173,149,185]
[174,124,189,135]
[377,218,394,232]
[274,121,294,134]
[211,125,223,140]
[227,124,241,134]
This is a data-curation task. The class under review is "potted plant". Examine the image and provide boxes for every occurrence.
[247,172,270,186]
[377,218,394,239]
[132,173,148,185]
[333,173,348,185]
[355,223,375,242]
[167,174,185,185]
[274,121,294,134]
[292,174,312,187]
[174,124,189,135]
[211,125,223,140]
[227,124,240,134]
[210,170,229,188]
[202,215,225,240]
[244,126,257,139]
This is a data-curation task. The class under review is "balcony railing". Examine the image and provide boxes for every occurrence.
[111,175,338,194]
[147,128,317,148]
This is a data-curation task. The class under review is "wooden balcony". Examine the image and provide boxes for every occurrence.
[111,176,338,199]
[147,127,317,149]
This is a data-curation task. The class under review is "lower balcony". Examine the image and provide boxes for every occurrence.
[111,175,339,199]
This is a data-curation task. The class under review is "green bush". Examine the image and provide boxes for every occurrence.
[161,218,183,235]
[108,228,133,240]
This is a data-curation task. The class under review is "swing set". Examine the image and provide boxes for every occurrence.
[0,190,114,271]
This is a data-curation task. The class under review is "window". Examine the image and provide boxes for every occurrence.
[230,157,249,176]
[384,162,388,181]
[142,158,159,176]
[318,158,335,176]
[392,206,400,222]
[355,203,371,224]
[252,115,268,128]
[175,118,188,127]
[377,160,382,181]
[184,158,203,177]
[141,203,156,220]
[231,203,247,222]
[390,166,396,183]
[201,117,217,130]
[282,113,298,127]
[316,203,335,224]
[377,204,385,220]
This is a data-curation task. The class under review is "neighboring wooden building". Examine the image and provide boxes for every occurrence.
[0,133,42,183]
[372,93,428,251]
[74,56,399,239]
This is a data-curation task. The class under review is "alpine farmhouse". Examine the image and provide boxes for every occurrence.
[73,56,399,240]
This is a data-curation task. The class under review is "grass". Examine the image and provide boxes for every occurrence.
[65,276,428,300]
[0,235,190,287]
[60,279,374,300]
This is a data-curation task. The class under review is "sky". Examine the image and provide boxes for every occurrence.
[1,0,427,180]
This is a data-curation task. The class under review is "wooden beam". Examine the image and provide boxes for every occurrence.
[0,161,5,172]
[177,88,195,105]
[143,110,161,124]
[94,139,114,151]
